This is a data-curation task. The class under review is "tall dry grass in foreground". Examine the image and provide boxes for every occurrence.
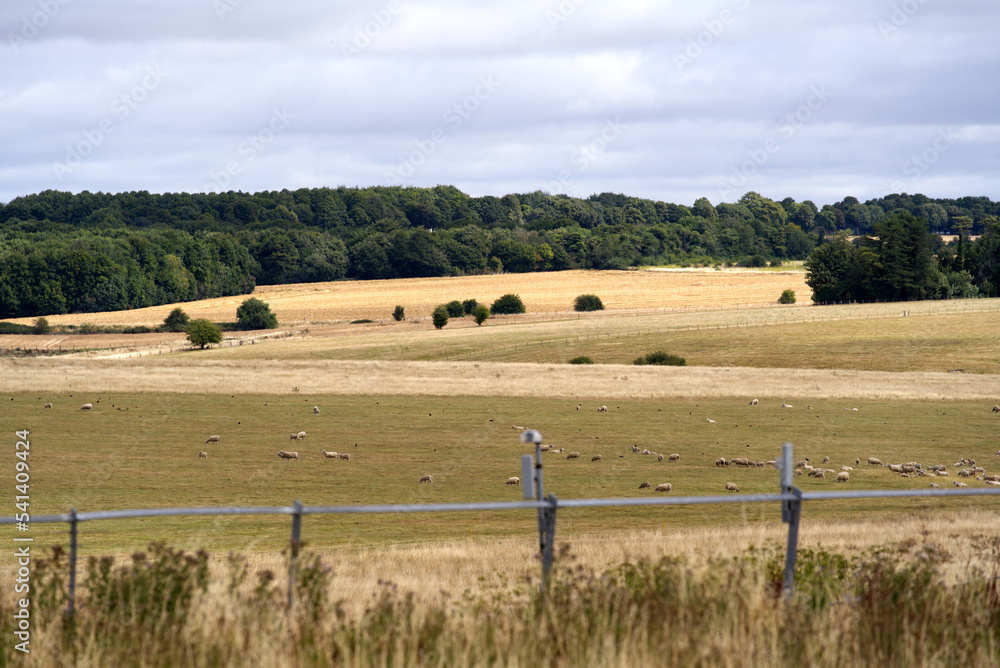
[7,512,999,667]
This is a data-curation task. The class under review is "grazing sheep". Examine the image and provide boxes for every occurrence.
[809,469,826,478]
[725,482,740,492]
[888,464,903,473]
[983,474,1000,482]
[43,402,52,409]
[642,449,651,456]
[935,470,950,477]
[79,403,93,411]
[835,471,850,483]
[715,457,728,467]
[732,457,751,467]
[985,480,1000,487]
[321,450,338,459]
[598,405,608,413]
[277,450,299,461]
[841,466,853,472]
[665,453,679,462]
[313,406,320,414]
[576,404,581,411]
[505,476,520,485]
[338,453,351,462]
[953,481,969,488]
[419,475,433,483]
[795,468,802,476]
[567,451,581,460]
[706,418,716,424]
[749,399,758,405]
[591,455,602,462]
[632,445,640,453]
[657,454,664,462]
[297,431,307,440]
[958,469,973,478]
[199,451,208,459]
[822,456,830,463]
[290,433,299,440]
[855,458,860,466]
[205,435,221,444]
[901,465,917,474]
[780,403,793,408]
[638,481,651,489]
[993,405,1000,413]
[929,483,941,488]
[654,483,673,493]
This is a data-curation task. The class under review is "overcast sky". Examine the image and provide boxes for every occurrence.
[2,0,998,207]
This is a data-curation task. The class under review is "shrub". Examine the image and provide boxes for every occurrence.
[569,356,594,364]
[186,319,223,349]
[32,317,51,335]
[462,299,479,315]
[573,294,605,312]
[0,322,32,334]
[490,293,525,315]
[235,297,278,330]
[432,305,449,329]
[392,305,405,321]
[778,289,796,304]
[163,307,190,332]
[770,259,783,268]
[633,351,686,366]
[473,305,490,326]
[743,254,768,268]
[445,300,465,318]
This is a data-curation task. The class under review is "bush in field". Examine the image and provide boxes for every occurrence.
[473,305,490,326]
[235,298,278,330]
[573,294,604,312]
[462,299,479,315]
[569,356,594,364]
[490,293,525,315]
[186,319,223,349]
[633,350,686,366]
[392,305,405,321]
[445,300,465,318]
[779,289,796,304]
[432,305,449,329]
[32,317,51,335]
[163,307,190,332]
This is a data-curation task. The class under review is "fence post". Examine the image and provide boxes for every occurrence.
[288,500,302,608]
[540,494,558,592]
[66,507,78,618]
[778,443,802,602]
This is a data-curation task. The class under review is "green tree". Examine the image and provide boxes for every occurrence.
[805,234,861,303]
[236,297,278,330]
[163,307,190,332]
[186,319,222,349]
[778,289,796,304]
[490,293,525,315]
[32,317,51,335]
[462,299,478,315]
[573,294,604,312]
[432,304,449,329]
[633,351,685,366]
[392,305,405,321]
[473,305,490,325]
[445,300,465,317]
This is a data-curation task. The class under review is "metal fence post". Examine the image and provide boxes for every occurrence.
[288,500,302,608]
[66,507,78,618]
[778,443,802,602]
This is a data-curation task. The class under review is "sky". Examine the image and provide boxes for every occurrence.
[2,0,998,207]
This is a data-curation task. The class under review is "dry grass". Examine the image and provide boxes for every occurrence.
[4,268,812,327]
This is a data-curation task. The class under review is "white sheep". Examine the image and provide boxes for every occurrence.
[841,466,853,471]
[591,454,602,462]
[338,453,351,462]
[867,457,883,466]
[929,482,940,488]
[321,450,338,459]
[749,399,758,405]
[822,456,830,463]
[290,433,299,440]
[638,481,651,489]
[983,474,1000,482]
[706,418,716,424]
[993,405,1000,413]
[835,471,849,483]
[505,476,520,485]
[780,403,793,408]
[205,435,221,444]
[985,480,1000,487]
[567,451,581,460]
[79,403,93,411]
[43,402,52,409]
[809,469,826,478]
[935,470,950,476]
[888,464,903,473]
[632,445,640,453]
[668,453,680,461]
[654,483,673,493]
[657,454,664,462]
[598,405,608,413]
[576,404,581,411]
[199,451,208,459]
[715,457,728,467]
[511,425,526,430]
[642,449,651,456]
[953,481,969,488]
[297,431,307,440]
[313,406,320,414]
[419,475,433,483]
[277,450,299,461]
[725,482,740,492]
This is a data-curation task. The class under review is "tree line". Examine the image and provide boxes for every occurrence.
[1,187,998,319]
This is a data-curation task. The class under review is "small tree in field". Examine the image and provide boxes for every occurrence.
[473,305,490,326]
[392,305,405,321]
[490,294,525,315]
[574,294,604,312]
[236,297,278,330]
[445,300,465,318]
[569,356,594,364]
[186,319,222,349]
[778,289,796,304]
[163,307,190,332]
[633,351,686,366]
[462,299,479,315]
[432,305,449,329]
[32,317,51,335]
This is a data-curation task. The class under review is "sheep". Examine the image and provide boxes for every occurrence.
[867,457,883,466]
[935,470,950,477]
[576,404,581,411]
[856,458,860,466]
[321,450,338,459]
[929,483,941,488]
[725,482,740,492]
[277,450,299,461]
[668,453,680,462]
[795,468,802,476]
[958,469,973,478]
[715,457,728,467]
[822,456,830,463]
[43,402,52,409]
[657,454,664,462]
[749,399,758,405]
[993,405,1000,413]
[205,435,221,444]
[732,457,751,467]
[706,418,716,424]
[297,431,307,440]
[419,475,433,483]
[597,405,608,413]
[985,480,1000,487]
[841,465,853,472]
[642,449,651,455]
[901,465,917,474]
[79,403,93,411]
[338,453,351,462]
[505,476,520,485]
[632,445,640,453]
[199,451,208,459]
[780,403,793,408]
[290,433,299,440]
[511,425,526,430]
[638,481,651,489]
[888,464,904,473]
[835,471,850,483]
[654,483,673,493]
[983,474,1000,483]
[953,481,969,488]
[567,451,581,460]
[313,406,320,414]
[591,455,602,462]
